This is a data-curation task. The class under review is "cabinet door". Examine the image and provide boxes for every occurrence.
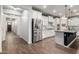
[32,10,38,19]
[37,11,42,19]
[32,10,42,19]
[60,18,67,30]
[42,16,48,26]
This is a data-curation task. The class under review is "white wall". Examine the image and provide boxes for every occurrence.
[2,14,7,41]
[12,16,21,34]
[15,16,21,35]
[13,6,33,44]
[20,10,29,42]
[17,9,32,44]
[12,20,17,33]
[0,6,7,52]
[0,5,2,52]
[28,10,32,44]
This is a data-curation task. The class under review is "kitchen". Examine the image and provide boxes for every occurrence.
[0,5,79,54]
[32,5,78,48]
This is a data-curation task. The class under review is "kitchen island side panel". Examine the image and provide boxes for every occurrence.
[55,32,64,46]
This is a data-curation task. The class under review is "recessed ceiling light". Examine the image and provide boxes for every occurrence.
[70,5,74,8]
[53,9,56,13]
[43,5,47,9]
[73,10,77,12]
[15,8,22,11]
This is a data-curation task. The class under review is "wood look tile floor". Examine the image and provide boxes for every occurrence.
[2,32,79,54]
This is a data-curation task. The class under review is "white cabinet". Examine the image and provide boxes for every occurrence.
[48,16,54,22]
[69,17,79,26]
[48,16,55,29]
[42,30,55,38]
[55,18,60,30]
[37,11,42,19]
[32,10,42,19]
[56,18,60,24]
[55,31,64,46]
[60,17,67,30]
[42,16,55,39]
[42,16,48,26]
[32,10,38,19]
[68,17,79,36]
[55,17,68,31]
[32,10,55,39]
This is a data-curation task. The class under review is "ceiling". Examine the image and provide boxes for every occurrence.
[3,5,79,17]
[32,5,79,17]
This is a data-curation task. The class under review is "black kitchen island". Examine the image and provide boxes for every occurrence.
[55,30,77,48]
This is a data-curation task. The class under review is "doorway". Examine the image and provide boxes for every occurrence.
[7,24,12,32]
[7,22,12,32]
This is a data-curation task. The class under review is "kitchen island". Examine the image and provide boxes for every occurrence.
[55,30,77,48]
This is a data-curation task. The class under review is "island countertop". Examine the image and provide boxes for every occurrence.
[55,30,76,33]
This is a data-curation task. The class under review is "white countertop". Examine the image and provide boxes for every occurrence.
[55,30,76,33]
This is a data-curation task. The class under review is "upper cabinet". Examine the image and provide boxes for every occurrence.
[48,16,55,25]
[60,17,67,26]
[48,16,55,29]
[32,10,38,19]
[32,10,42,19]
[37,11,42,19]
[42,16,48,26]
[60,17,68,30]
[48,16,54,22]
[56,18,60,24]
[68,17,79,26]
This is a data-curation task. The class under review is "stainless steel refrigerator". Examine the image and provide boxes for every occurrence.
[32,18,42,43]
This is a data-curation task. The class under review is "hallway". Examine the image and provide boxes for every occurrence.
[2,32,30,54]
[2,32,79,54]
